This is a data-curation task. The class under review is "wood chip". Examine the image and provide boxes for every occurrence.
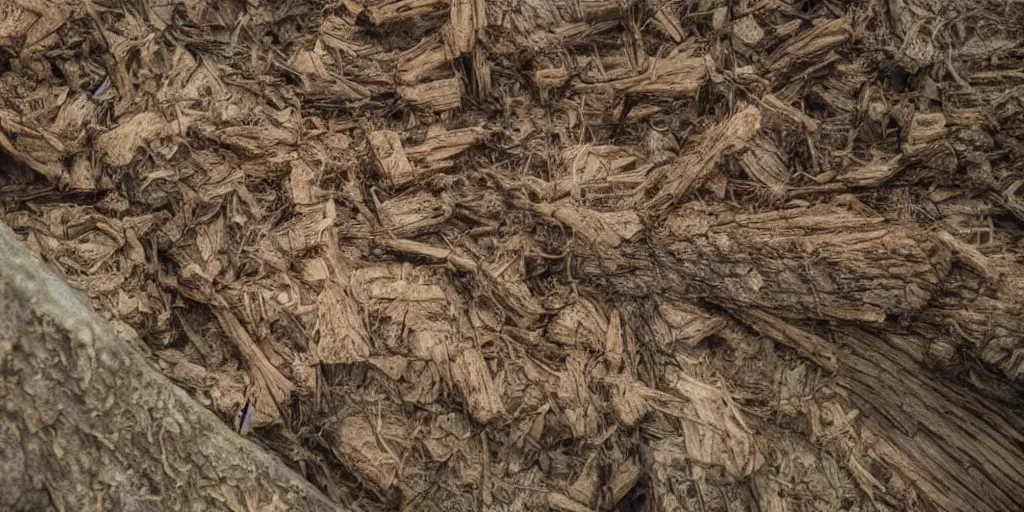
[6,2,1024,510]
[368,131,416,187]
[398,78,463,112]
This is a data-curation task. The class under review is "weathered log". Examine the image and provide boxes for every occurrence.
[835,327,1024,512]
[0,225,343,512]
[914,253,1024,382]
[583,205,952,323]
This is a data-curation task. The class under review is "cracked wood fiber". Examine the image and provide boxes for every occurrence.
[0,225,343,512]
[3,0,1024,510]
[584,205,953,323]
[835,328,1024,512]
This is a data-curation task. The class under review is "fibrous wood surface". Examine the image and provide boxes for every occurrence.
[2,0,1024,511]
[0,225,342,511]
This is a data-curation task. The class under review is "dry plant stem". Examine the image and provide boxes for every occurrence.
[642,105,763,211]
[213,306,295,405]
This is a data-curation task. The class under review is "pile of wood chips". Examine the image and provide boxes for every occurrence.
[2,0,1024,510]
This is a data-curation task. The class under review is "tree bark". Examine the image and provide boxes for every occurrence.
[582,205,952,323]
[835,327,1024,512]
[578,206,1024,511]
[0,225,343,512]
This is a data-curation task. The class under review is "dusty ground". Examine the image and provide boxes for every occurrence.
[2,0,1024,510]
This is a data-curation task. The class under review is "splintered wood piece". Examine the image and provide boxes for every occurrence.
[206,124,299,156]
[378,238,479,271]
[368,356,410,380]
[663,367,763,479]
[328,413,401,501]
[320,14,378,57]
[535,67,568,102]
[903,112,947,147]
[96,111,179,166]
[605,309,624,371]
[732,308,838,372]
[547,492,593,512]
[546,299,608,350]
[362,0,448,26]
[316,279,372,364]
[405,126,487,162]
[449,346,506,423]
[398,78,462,112]
[535,68,569,89]
[481,248,546,321]
[752,472,789,512]
[442,0,485,56]
[355,267,448,353]
[289,48,330,81]
[576,0,621,21]
[739,136,791,196]
[608,377,652,426]
[289,160,318,205]
[271,203,336,257]
[559,144,640,186]
[656,301,727,349]
[902,137,957,168]
[567,456,600,506]
[0,126,62,180]
[650,2,684,42]
[397,36,448,84]
[607,459,642,506]
[314,212,371,365]
[838,155,902,187]
[769,17,851,79]
[763,94,820,133]
[368,131,415,187]
[643,105,761,211]
[377,190,454,237]
[353,264,447,303]
[679,209,948,321]
[470,47,492,98]
[377,238,543,321]
[212,307,295,405]
[935,230,994,280]
[554,21,620,47]
[528,201,642,248]
[395,0,484,83]
[614,53,708,97]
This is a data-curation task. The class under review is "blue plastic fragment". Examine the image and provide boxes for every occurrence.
[238,399,255,435]
[91,78,111,101]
